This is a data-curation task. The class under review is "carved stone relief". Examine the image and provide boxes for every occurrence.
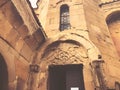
[37,41,89,89]
[41,41,88,65]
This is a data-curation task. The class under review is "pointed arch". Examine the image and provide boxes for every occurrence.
[60,4,71,31]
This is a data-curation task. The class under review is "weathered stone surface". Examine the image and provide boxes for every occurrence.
[0,0,45,90]
[1,1,23,29]
[20,43,33,61]
[1,0,120,90]
[3,52,16,82]
[41,41,88,64]
[6,29,20,47]
[24,35,39,50]
[15,38,25,52]
[15,59,29,81]
[33,29,45,43]
[107,20,120,56]
[17,24,29,38]
[34,0,120,90]
[16,77,25,90]
[0,0,8,7]
[0,10,13,38]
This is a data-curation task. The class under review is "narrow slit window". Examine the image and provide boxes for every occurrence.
[60,5,70,31]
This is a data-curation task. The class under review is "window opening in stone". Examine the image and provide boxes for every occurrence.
[106,11,120,24]
[60,4,71,31]
[48,64,85,90]
[106,11,120,56]
[0,54,8,90]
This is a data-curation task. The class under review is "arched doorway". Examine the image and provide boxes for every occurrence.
[106,11,120,56]
[0,54,8,90]
[36,33,101,90]
[38,40,92,90]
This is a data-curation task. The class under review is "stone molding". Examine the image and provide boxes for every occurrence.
[37,31,101,63]
[100,0,120,7]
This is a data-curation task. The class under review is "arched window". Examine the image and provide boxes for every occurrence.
[106,11,120,56]
[60,5,70,31]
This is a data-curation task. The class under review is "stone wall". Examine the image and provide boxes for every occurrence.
[0,0,45,90]
[83,0,120,89]
[1,0,120,90]
[101,1,120,57]
[107,15,120,56]
[37,39,96,90]
[34,0,49,29]
[37,0,87,37]
[35,0,120,89]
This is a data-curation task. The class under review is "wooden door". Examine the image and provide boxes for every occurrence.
[48,64,85,90]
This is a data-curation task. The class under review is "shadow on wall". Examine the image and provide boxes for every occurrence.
[0,54,8,90]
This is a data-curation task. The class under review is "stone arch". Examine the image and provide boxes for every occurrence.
[41,40,88,65]
[38,32,101,62]
[57,2,71,15]
[106,10,120,56]
[36,32,100,90]
[0,39,16,90]
[0,54,9,90]
[105,9,120,20]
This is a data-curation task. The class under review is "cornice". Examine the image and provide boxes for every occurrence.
[99,0,120,7]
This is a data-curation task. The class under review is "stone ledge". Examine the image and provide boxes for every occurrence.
[99,0,120,7]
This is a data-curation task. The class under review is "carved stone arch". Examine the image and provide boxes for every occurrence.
[38,40,90,90]
[38,32,101,63]
[41,40,88,65]
[36,33,100,90]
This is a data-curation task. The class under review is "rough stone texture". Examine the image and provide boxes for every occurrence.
[0,0,45,90]
[1,0,120,90]
[17,24,29,38]
[34,0,49,29]
[34,0,120,90]
[41,41,88,64]
[0,0,8,7]
[37,40,95,90]
[108,21,120,56]
[83,0,120,89]
[35,0,87,37]
[15,58,29,81]
[1,1,23,29]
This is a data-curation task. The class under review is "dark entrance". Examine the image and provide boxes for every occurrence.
[48,64,85,90]
[0,54,8,90]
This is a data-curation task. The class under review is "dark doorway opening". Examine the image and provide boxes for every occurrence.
[0,54,8,90]
[48,64,85,90]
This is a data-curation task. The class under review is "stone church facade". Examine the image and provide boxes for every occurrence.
[0,0,120,90]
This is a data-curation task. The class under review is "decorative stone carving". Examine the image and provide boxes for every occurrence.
[41,41,88,65]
